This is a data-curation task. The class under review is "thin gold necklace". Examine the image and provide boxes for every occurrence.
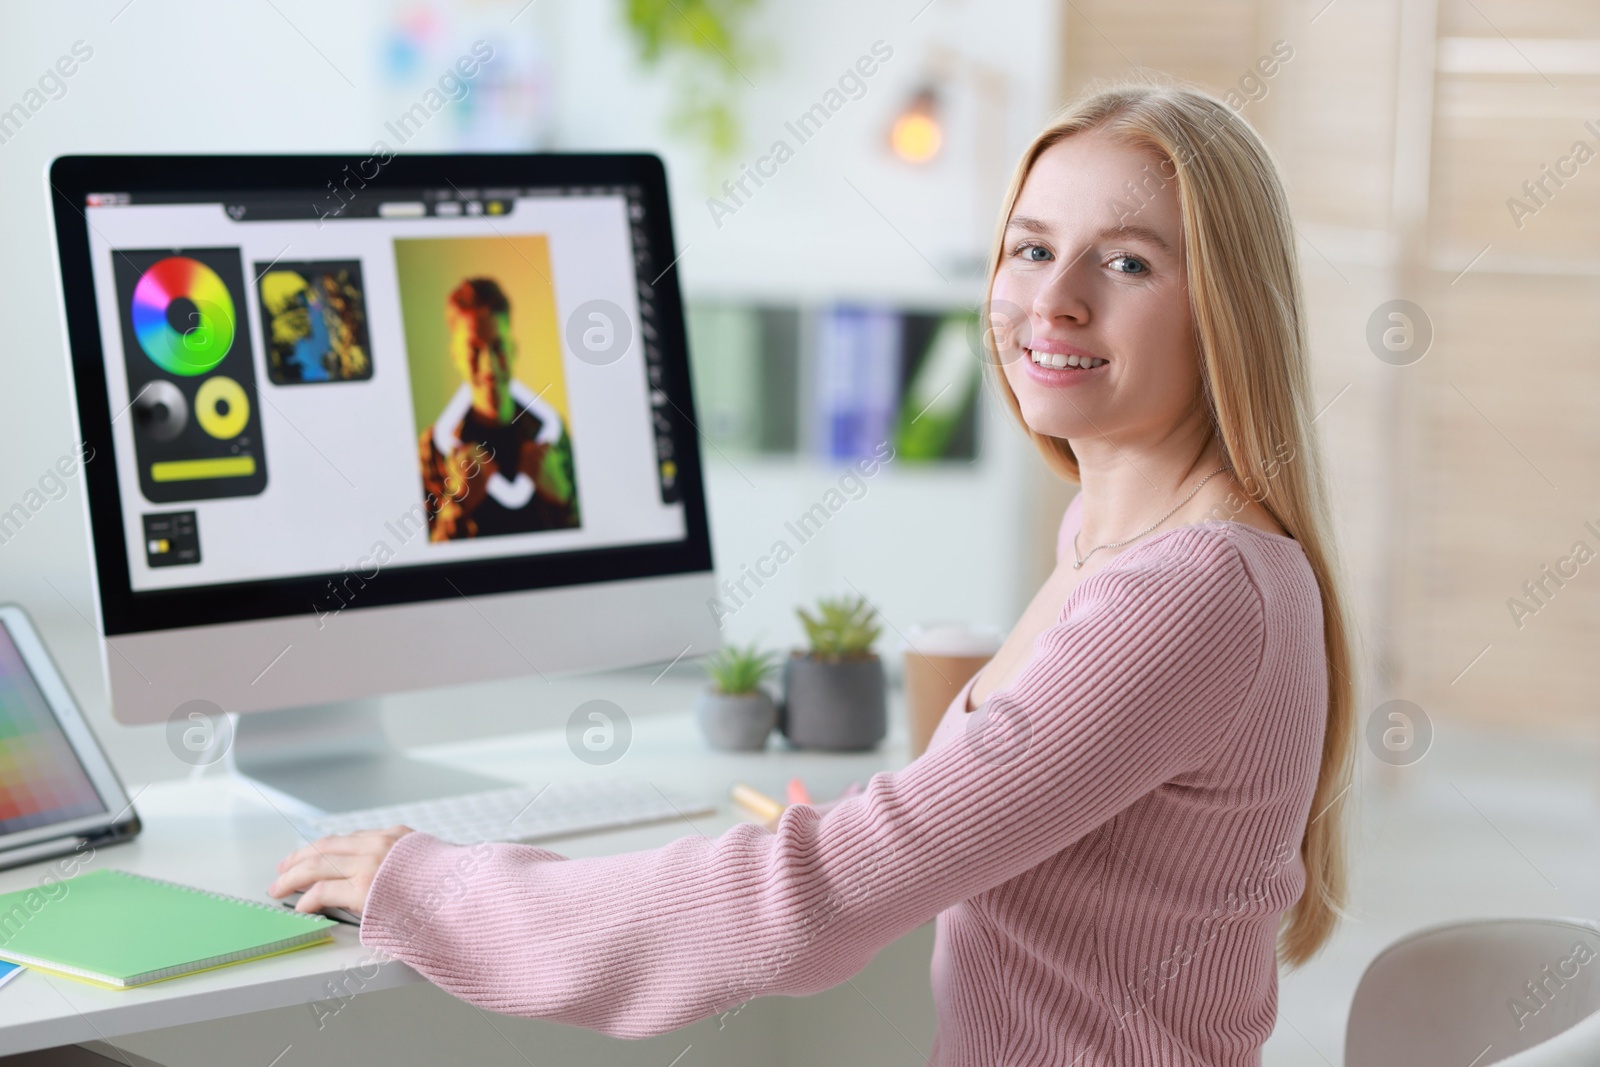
[1072,466,1232,570]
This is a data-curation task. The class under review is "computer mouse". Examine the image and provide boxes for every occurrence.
[279,892,362,927]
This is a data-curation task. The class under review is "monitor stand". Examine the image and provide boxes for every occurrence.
[226,699,513,817]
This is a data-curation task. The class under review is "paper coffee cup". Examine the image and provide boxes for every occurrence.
[902,624,1003,759]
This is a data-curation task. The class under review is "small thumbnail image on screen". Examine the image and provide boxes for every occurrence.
[394,235,581,542]
[254,259,372,385]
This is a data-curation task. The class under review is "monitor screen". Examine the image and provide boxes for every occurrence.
[53,157,711,636]
[0,620,107,836]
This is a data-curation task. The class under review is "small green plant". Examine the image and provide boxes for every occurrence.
[797,595,882,660]
[704,643,776,694]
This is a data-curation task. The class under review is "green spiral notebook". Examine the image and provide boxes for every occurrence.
[0,869,336,989]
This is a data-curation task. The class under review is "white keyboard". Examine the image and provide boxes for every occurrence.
[304,780,716,845]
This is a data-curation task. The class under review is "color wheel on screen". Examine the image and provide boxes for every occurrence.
[130,256,236,375]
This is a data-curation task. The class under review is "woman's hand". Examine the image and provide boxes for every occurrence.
[268,826,413,917]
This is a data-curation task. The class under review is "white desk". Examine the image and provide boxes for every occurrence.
[0,693,939,1066]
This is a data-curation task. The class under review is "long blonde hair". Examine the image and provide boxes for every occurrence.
[984,82,1355,967]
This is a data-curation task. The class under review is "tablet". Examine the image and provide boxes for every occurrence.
[0,605,139,871]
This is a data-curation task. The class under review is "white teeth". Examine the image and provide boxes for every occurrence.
[1028,349,1107,369]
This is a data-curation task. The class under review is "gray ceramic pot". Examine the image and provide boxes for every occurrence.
[779,653,887,751]
[696,688,778,751]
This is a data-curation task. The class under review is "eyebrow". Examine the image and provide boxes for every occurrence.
[1006,215,1173,253]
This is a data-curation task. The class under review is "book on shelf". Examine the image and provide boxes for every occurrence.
[893,310,980,461]
[685,300,979,464]
[685,304,801,454]
[813,305,902,461]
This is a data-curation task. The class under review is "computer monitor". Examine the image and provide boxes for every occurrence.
[48,154,718,813]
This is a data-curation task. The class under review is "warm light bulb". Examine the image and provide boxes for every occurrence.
[891,112,942,163]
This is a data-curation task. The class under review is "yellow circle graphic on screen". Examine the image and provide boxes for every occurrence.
[195,376,250,439]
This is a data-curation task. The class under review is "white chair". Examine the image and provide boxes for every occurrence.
[1345,918,1600,1066]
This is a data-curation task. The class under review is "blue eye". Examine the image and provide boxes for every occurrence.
[1017,244,1052,262]
[1109,255,1148,274]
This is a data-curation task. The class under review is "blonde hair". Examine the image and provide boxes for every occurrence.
[983,82,1355,967]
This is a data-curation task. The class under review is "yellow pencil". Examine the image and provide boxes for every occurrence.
[730,783,785,823]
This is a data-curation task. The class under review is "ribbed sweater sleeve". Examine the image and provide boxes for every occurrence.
[358,528,1267,1038]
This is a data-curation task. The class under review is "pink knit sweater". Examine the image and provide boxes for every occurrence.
[360,503,1328,1065]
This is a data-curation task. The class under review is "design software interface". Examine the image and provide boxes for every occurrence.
[81,185,689,596]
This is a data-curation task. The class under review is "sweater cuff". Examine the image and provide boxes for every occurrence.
[359,831,565,957]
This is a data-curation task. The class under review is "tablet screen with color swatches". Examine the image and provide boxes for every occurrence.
[0,624,105,836]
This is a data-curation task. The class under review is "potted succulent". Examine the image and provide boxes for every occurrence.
[780,595,887,751]
[696,643,779,751]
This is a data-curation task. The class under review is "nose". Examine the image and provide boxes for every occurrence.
[1029,250,1092,333]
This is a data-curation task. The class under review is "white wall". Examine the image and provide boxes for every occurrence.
[0,0,1061,785]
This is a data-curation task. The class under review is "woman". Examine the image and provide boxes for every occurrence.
[270,82,1355,1065]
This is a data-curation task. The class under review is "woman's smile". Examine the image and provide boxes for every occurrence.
[1022,338,1110,384]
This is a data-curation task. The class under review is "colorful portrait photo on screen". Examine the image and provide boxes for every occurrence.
[394,234,580,542]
